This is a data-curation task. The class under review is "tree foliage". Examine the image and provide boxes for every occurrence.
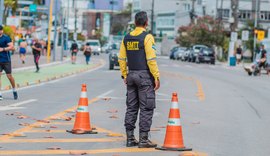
[3,26,15,41]
[175,16,226,48]
[3,0,18,24]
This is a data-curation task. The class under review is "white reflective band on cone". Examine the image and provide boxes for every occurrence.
[77,106,89,112]
[167,118,181,126]
[80,92,87,98]
[171,102,179,109]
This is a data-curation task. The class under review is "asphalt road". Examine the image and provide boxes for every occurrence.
[0,54,269,156]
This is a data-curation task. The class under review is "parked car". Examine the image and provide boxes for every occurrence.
[188,45,208,62]
[101,43,112,53]
[85,39,101,55]
[195,47,215,64]
[181,48,191,61]
[169,46,180,59]
[109,43,120,70]
[174,47,187,60]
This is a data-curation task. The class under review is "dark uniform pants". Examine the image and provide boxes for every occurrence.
[125,70,156,133]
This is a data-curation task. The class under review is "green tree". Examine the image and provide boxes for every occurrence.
[176,16,226,48]
[3,0,18,24]
[3,25,15,41]
[121,3,132,15]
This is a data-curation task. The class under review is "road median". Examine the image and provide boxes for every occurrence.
[1,59,104,91]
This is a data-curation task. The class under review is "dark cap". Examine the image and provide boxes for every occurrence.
[0,25,3,30]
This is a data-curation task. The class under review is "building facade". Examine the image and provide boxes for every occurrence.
[61,0,124,37]
[132,0,192,37]
[132,0,270,37]
[214,0,270,30]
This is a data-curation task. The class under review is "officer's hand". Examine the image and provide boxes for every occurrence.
[154,80,160,91]
[123,78,127,85]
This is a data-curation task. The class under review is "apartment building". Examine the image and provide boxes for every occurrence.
[132,0,270,37]
[61,0,124,37]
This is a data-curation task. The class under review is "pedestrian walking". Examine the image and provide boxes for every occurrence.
[19,38,27,64]
[118,11,160,148]
[258,45,267,72]
[83,43,92,65]
[31,38,42,73]
[235,45,243,64]
[0,25,18,100]
[70,40,78,64]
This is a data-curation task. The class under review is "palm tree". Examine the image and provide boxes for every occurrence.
[3,0,18,24]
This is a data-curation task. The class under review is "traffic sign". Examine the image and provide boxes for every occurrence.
[230,32,238,42]
[257,30,265,41]
[241,30,249,41]
[29,4,37,12]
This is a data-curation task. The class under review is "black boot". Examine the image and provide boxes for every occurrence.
[138,132,157,148]
[126,130,139,147]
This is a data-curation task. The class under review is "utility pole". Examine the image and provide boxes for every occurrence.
[0,0,4,25]
[53,0,58,62]
[61,8,65,61]
[47,0,54,63]
[190,0,196,24]
[110,0,114,34]
[253,0,259,61]
[66,0,70,52]
[216,0,219,19]
[230,0,239,32]
[73,0,77,40]
[151,0,154,34]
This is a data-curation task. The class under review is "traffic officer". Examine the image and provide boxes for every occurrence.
[118,11,160,148]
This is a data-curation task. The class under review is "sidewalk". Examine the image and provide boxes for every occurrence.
[1,52,104,91]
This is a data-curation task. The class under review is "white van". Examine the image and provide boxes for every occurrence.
[85,39,101,55]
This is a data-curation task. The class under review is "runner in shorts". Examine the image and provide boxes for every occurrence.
[31,38,42,73]
[70,40,78,64]
[19,38,27,64]
[0,25,18,100]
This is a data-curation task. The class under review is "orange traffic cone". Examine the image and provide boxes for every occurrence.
[156,92,192,151]
[67,84,97,134]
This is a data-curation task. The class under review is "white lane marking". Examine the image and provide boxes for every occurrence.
[157,56,169,59]
[97,90,114,98]
[172,64,180,67]
[185,65,193,68]
[96,96,199,103]
[0,99,37,111]
[156,92,170,97]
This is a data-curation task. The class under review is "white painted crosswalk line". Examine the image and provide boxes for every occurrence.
[0,99,37,111]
